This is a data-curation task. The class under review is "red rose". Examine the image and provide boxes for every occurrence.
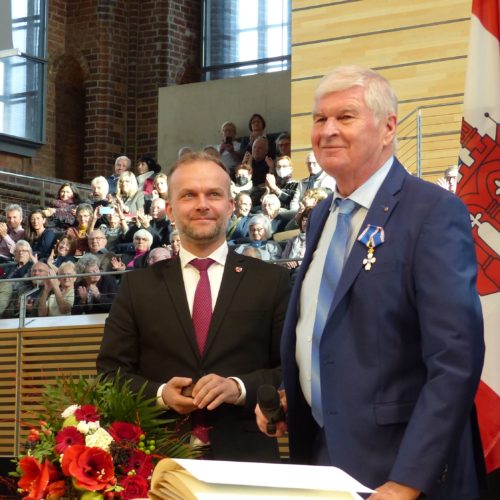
[55,426,85,454]
[122,449,153,478]
[74,404,100,422]
[120,475,149,500]
[108,421,143,443]
[18,457,59,500]
[61,445,116,491]
[46,480,66,499]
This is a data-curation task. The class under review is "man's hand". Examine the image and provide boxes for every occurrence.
[191,374,240,410]
[367,481,420,500]
[255,389,288,437]
[162,377,198,415]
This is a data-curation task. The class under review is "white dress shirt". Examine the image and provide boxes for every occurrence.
[296,156,394,405]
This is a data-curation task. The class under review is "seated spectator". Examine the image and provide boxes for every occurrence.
[260,193,288,234]
[168,229,181,257]
[241,246,263,259]
[46,235,78,270]
[72,254,118,315]
[141,198,171,247]
[275,132,291,158]
[86,229,112,268]
[38,261,76,317]
[265,155,299,210]
[147,247,172,265]
[66,203,93,256]
[233,214,282,261]
[240,113,276,158]
[203,146,221,160]
[110,228,152,271]
[107,155,131,195]
[114,171,145,216]
[90,205,128,253]
[42,183,81,229]
[151,172,168,203]
[281,206,311,272]
[290,151,336,210]
[242,136,273,188]
[89,176,111,207]
[0,204,25,263]
[436,165,458,193]
[230,163,253,198]
[216,121,243,176]
[227,192,252,240]
[25,209,57,260]
[0,240,35,318]
[285,187,329,231]
[135,156,161,196]
[25,261,51,317]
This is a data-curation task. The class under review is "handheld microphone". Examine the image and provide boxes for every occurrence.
[257,384,286,434]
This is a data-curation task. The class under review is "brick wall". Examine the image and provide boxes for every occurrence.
[1,0,202,184]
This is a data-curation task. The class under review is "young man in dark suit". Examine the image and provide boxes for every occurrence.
[98,152,290,462]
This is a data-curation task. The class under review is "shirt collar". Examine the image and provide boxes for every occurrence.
[331,155,394,211]
[179,241,228,269]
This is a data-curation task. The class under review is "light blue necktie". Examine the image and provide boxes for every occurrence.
[311,198,357,426]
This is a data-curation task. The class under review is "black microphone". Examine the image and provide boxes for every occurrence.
[257,384,286,434]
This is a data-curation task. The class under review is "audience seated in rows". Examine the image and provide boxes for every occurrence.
[41,183,81,229]
[233,214,282,261]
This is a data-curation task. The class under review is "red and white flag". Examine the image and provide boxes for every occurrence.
[458,0,500,474]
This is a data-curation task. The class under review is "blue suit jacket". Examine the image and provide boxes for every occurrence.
[281,159,485,498]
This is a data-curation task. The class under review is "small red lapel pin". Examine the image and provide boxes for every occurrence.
[235,266,243,273]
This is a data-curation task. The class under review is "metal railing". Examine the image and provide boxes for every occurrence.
[397,101,464,180]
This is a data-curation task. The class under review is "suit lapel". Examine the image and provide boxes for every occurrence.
[327,159,407,316]
[203,250,246,355]
[159,258,201,360]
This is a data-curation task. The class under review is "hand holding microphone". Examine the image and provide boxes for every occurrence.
[256,385,287,436]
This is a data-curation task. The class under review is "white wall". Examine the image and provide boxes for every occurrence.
[157,71,291,171]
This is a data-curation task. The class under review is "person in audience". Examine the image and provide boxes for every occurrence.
[203,146,221,160]
[241,113,276,157]
[97,151,290,462]
[87,229,112,270]
[168,229,181,257]
[178,146,193,159]
[25,209,57,260]
[110,228,152,271]
[290,151,336,210]
[275,132,291,158]
[152,172,169,202]
[42,183,81,229]
[135,156,162,195]
[25,261,51,317]
[265,155,299,210]
[141,198,171,247]
[227,192,252,240]
[72,254,118,315]
[66,203,93,255]
[147,246,172,265]
[0,204,25,262]
[230,163,253,198]
[285,187,330,231]
[107,155,131,195]
[260,193,288,234]
[436,165,459,193]
[241,246,262,259]
[91,205,129,253]
[38,261,76,317]
[217,121,243,175]
[46,235,78,270]
[242,136,273,188]
[115,171,145,216]
[89,176,111,207]
[281,206,311,279]
[0,240,35,318]
[234,214,282,261]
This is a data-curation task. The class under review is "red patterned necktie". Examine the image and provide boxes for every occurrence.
[190,258,215,356]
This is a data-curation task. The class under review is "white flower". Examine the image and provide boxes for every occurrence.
[61,404,80,419]
[85,427,114,451]
[76,419,100,434]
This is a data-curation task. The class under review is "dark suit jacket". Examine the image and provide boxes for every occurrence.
[281,159,485,498]
[97,249,290,462]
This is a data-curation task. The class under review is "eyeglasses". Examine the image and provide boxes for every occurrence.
[89,237,105,241]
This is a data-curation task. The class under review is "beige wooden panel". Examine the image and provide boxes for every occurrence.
[293,0,470,45]
[291,58,467,115]
[293,0,336,9]
[0,331,18,455]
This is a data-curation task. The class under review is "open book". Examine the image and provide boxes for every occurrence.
[149,458,374,499]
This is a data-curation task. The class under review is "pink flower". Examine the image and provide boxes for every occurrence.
[108,421,143,443]
[122,449,153,478]
[74,404,100,422]
[55,426,85,454]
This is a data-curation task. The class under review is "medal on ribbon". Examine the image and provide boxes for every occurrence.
[357,225,385,271]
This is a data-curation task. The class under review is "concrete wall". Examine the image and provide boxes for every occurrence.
[157,71,291,171]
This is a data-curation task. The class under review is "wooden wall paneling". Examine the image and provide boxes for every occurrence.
[0,332,17,455]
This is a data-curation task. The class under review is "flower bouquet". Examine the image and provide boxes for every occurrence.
[11,374,196,499]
